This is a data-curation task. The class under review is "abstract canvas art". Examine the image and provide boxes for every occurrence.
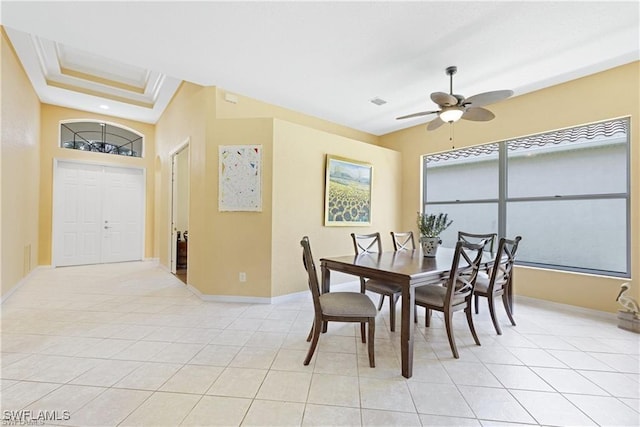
[219,145,262,211]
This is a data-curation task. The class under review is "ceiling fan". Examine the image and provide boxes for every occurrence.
[396,66,513,131]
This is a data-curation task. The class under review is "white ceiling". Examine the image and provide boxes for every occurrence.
[2,1,638,136]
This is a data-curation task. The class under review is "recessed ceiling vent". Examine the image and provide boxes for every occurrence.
[370,97,387,106]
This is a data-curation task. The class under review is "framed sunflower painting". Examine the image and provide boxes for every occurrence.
[324,155,372,226]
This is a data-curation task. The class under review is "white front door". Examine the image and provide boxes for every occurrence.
[54,161,144,267]
[54,162,103,266]
[102,166,144,263]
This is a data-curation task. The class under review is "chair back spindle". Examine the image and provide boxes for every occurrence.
[488,236,522,294]
[390,231,415,251]
[447,239,486,306]
[473,235,522,334]
[351,232,383,254]
[458,231,497,255]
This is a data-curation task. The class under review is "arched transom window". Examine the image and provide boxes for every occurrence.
[60,120,143,157]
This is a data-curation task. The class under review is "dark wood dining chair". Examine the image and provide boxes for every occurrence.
[351,232,402,332]
[390,231,416,251]
[457,231,497,313]
[474,236,522,335]
[300,236,376,367]
[457,231,497,254]
[415,239,486,359]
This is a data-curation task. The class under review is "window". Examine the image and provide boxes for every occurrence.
[60,121,143,157]
[423,144,499,248]
[423,118,630,277]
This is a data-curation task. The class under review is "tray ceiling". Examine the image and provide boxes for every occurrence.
[2,1,638,135]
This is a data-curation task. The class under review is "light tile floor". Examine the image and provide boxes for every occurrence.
[1,261,639,426]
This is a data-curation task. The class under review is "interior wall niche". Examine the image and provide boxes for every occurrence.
[60,120,144,157]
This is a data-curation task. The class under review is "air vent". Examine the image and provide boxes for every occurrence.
[370,97,387,106]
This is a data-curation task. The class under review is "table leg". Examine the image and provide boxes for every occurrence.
[401,285,415,378]
[321,262,331,294]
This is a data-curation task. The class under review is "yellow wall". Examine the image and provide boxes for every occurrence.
[154,82,208,289]
[175,146,189,233]
[379,61,639,313]
[216,89,378,146]
[209,118,274,297]
[156,83,276,298]
[1,28,41,297]
[155,84,400,299]
[38,104,156,264]
[272,119,402,296]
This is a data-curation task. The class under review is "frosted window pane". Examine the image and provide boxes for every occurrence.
[507,199,626,273]
[426,157,498,201]
[422,119,629,276]
[425,203,498,248]
[508,140,626,197]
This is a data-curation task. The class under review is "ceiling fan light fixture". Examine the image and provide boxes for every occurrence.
[396,66,512,129]
[439,107,464,123]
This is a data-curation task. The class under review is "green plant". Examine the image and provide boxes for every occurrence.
[417,212,453,238]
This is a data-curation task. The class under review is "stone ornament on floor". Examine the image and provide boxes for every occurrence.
[616,282,640,333]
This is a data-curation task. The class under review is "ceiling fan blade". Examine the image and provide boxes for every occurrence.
[430,92,458,107]
[462,107,495,121]
[463,90,513,108]
[396,110,439,120]
[426,116,445,131]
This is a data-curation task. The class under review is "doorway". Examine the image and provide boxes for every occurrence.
[53,160,145,267]
[170,142,190,283]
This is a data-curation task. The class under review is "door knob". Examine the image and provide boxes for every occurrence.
[104,226,111,229]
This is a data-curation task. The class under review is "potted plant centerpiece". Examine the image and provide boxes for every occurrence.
[417,212,453,257]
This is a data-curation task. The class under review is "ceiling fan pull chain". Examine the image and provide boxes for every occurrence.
[450,123,455,148]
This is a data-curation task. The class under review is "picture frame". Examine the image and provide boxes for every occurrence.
[324,155,372,226]
[219,145,262,212]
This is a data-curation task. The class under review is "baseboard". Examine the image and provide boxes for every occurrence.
[185,283,272,304]
[157,262,171,273]
[1,265,51,304]
[515,295,617,321]
[201,294,273,304]
[186,280,360,305]
[270,289,309,304]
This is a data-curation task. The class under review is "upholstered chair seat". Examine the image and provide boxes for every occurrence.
[473,272,491,293]
[364,279,402,296]
[320,292,378,317]
[415,284,466,308]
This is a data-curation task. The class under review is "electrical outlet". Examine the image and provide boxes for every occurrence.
[239,272,247,282]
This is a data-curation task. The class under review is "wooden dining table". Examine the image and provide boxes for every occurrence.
[320,247,492,378]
